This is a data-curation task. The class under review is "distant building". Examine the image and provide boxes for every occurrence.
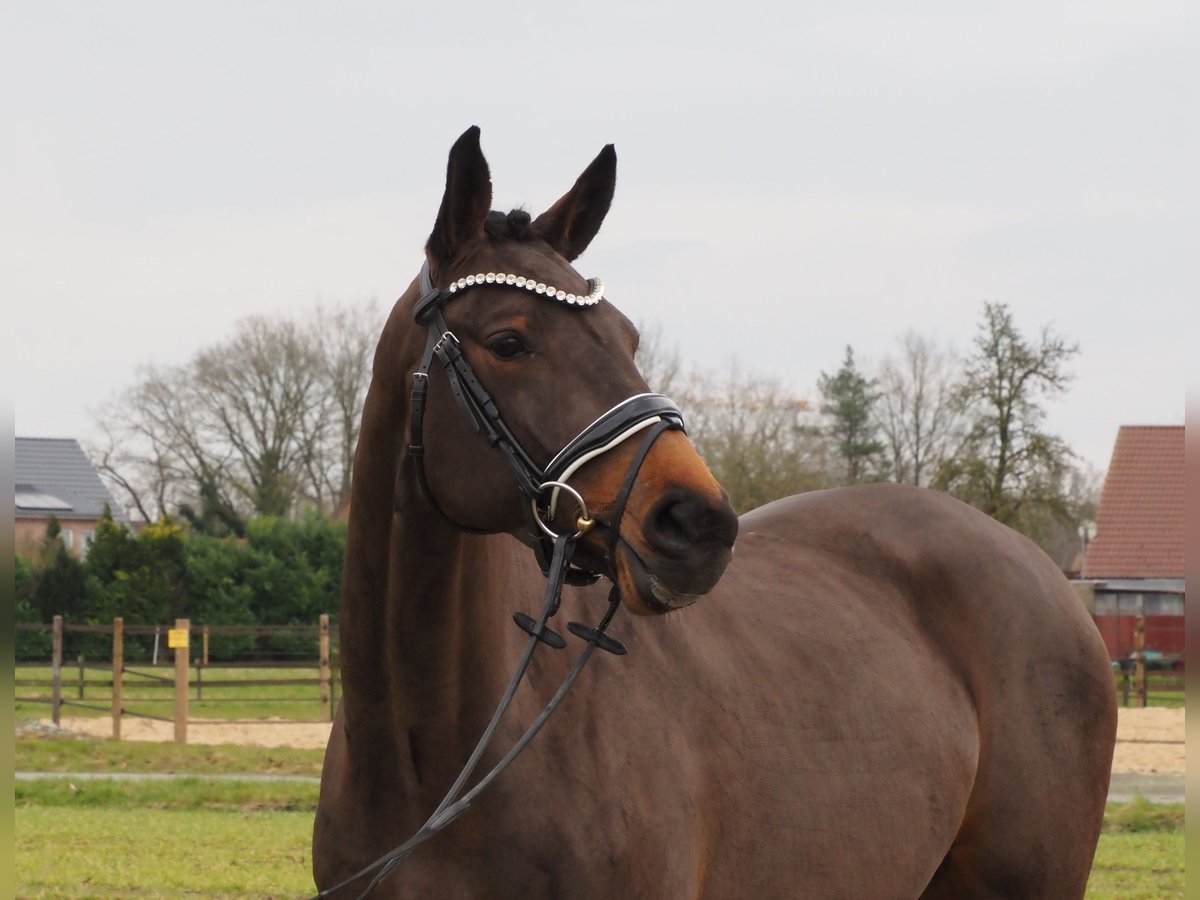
[15,437,127,558]
[1079,425,1184,659]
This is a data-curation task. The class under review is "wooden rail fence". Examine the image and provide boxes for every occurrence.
[16,615,338,743]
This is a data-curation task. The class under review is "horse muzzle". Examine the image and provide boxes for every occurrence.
[614,487,737,614]
[570,429,737,616]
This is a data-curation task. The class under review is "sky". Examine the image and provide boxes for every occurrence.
[5,2,1196,475]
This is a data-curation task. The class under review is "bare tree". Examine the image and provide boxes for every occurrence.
[92,418,161,524]
[92,364,238,524]
[935,302,1079,527]
[1016,462,1103,574]
[192,316,326,517]
[634,320,685,398]
[635,326,827,512]
[875,332,962,487]
[92,300,380,525]
[680,364,829,513]
[309,301,381,510]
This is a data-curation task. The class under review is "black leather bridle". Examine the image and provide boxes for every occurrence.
[312,262,686,899]
[407,259,685,581]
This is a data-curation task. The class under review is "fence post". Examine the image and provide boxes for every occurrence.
[196,626,210,701]
[1134,615,1146,708]
[330,627,339,717]
[51,615,63,727]
[173,618,190,743]
[319,614,331,722]
[112,618,123,740]
[77,654,86,699]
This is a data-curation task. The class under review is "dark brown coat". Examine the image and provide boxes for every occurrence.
[313,128,1116,899]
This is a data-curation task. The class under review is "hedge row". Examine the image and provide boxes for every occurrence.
[16,511,345,662]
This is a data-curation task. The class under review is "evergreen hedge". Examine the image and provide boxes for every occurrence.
[14,511,346,663]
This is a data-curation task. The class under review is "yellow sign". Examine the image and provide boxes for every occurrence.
[167,629,189,649]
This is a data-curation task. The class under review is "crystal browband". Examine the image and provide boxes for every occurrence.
[445,272,605,307]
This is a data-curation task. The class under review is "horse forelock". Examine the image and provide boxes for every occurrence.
[483,209,535,242]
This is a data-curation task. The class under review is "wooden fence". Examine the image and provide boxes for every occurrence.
[1108,614,1184,708]
[15,615,338,743]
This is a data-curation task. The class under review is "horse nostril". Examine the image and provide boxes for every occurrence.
[645,490,738,557]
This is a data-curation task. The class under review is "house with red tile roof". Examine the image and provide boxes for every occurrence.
[1081,425,1184,660]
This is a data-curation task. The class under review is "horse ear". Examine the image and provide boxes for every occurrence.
[531,145,616,261]
[426,126,493,268]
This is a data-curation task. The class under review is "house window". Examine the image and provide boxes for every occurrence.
[1094,592,1185,617]
[1144,593,1184,616]
[59,529,75,552]
[81,530,96,558]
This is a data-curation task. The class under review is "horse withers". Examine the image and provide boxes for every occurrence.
[312,127,1116,899]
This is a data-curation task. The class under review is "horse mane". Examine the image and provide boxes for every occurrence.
[483,209,534,242]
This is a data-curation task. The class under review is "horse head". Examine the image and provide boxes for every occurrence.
[389,126,737,615]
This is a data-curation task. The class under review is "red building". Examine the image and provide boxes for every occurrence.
[1080,425,1184,660]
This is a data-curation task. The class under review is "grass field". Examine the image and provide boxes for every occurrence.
[1086,833,1185,899]
[13,734,1184,899]
[15,665,334,722]
[1112,670,1186,709]
[18,665,1182,724]
[16,729,325,777]
[16,806,316,898]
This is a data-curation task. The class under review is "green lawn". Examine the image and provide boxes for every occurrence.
[15,805,316,899]
[13,732,1184,900]
[1112,670,1185,708]
[15,665,336,722]
[1087,833,1185,898]
[16,731,325,777]
[14,798,1183,899]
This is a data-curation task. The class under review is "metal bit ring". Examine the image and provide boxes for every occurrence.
[532,481,594,539]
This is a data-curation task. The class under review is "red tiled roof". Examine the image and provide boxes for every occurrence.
[1082,425,1184,579]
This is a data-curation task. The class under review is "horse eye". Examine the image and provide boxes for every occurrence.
[488,334,528,360]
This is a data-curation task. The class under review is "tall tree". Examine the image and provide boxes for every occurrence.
[634,320,686,398]
[193,315,324,517]
[819,346,885,484]
[876,332,962,487]
[93,300,379,522]
[635,328,827,512]
[306,301,380,511]
[93,363,237,524]
[935,302,1079,527]
[684,363,828,513]
[26,516,88,622]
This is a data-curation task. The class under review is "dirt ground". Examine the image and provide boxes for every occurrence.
[40,707,1184,774]
[44,715,334,750]
[1111,707,1185,775]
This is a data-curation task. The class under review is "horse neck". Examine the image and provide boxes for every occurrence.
[337,377,536,775]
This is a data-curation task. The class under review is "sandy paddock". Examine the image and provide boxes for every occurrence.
[44,715,334,750]
[1111,707,1185,775]
[39,707,1183,774]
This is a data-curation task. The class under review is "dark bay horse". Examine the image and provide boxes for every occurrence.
[313,127,1116,899]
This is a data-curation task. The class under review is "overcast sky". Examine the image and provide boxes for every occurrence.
[5,2,1195,475]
